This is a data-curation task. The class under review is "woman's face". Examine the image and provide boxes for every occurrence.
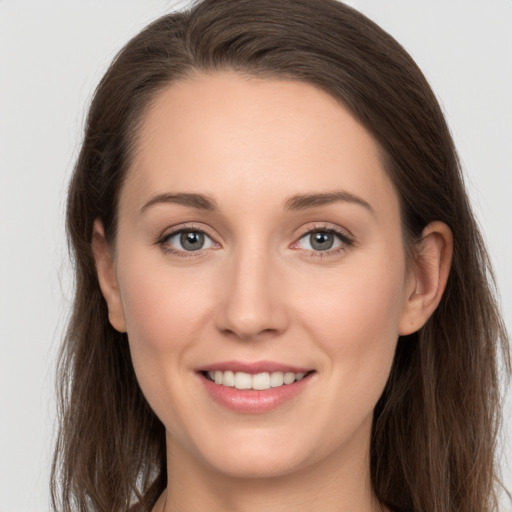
[103,73,417,478]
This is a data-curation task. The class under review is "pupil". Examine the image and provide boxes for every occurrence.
[311,231,334,251]
[180,231,204,251]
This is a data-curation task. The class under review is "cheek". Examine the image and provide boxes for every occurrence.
[114,255,218,408]
[300,268,404,443]
[118,260,210,349]
[300,253,406,389]
[115,257,217,431]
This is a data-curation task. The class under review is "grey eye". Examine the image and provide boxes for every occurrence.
[296,230,345,252]
[180,231,205,251]
[164,230,216,252]
[309,231,335,251]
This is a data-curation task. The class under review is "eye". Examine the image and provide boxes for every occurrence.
[160,228,217,254]
[294,228,353,253]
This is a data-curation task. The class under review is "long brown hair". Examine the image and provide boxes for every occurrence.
[51,1,510,511]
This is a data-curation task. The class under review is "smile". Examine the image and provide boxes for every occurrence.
[205,370,308,390]
[198,362,316,414]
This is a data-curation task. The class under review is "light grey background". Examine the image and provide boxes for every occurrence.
[0,1,510,511]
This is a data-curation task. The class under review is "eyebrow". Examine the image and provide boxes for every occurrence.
[284,191,374,214]
[140,193,218,214]
[140,190,373,215]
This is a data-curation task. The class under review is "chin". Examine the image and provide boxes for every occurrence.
[205,448,311,479]
[172,426,316,480]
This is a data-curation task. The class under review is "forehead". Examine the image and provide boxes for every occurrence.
[122,72,398,217]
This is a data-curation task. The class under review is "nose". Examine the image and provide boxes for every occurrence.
[215,247,289,341]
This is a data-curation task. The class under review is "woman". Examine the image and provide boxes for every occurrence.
[51,1,510,511]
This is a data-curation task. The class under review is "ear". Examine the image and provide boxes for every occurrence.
[399,221,453,335]
[91,219,127,333]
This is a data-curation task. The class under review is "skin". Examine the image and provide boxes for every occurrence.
[93,72,452,512]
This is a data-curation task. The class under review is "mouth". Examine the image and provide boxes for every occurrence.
[197,361,316,413]
[201,369,314,390]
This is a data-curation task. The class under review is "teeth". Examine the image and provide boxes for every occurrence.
[223,370,235,387]
[234,372,252,389]
[207,370,308,390]
[283,372,296,385]
[270,372,284,387]
[252,372,271,390]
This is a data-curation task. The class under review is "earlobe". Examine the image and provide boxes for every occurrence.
[399,221,453,335]
[91,219,127,333]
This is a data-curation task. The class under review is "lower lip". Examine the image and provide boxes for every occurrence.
[199,373,313,414]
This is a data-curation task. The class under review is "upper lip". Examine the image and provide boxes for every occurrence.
[198,360,313,374]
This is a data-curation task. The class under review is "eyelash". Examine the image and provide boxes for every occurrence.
[156,223,355,260]
[294,225,354,259]
[156,224,218,258]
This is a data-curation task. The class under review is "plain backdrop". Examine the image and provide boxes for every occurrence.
[0,1,511,511]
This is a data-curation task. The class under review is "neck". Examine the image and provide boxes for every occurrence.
[158,425,382,512]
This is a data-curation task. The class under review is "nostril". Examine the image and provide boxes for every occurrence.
[219,326,282,341]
